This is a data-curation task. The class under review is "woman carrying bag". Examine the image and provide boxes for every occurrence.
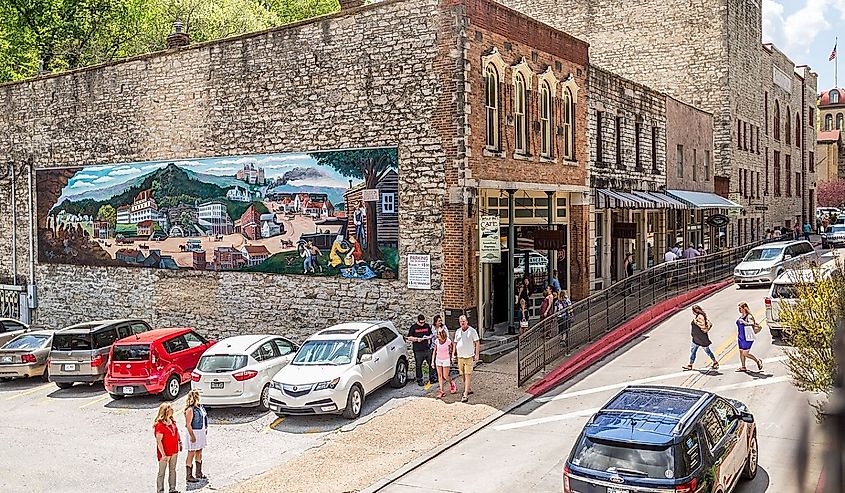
[683,305,719,370]
[517,298,530,334]
[736,302,763,372]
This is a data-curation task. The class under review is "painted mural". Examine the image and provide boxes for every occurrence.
[36,148,399,279]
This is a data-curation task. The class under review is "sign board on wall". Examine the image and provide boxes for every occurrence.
[407,254,431,289]
[533,229,566,250]
[361,189,380,202]
[611,222,637,239]
[773,66,792,93]
[479,214,501,263]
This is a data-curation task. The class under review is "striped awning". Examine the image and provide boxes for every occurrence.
[665,189,743,210]
[596,189,686,209]
[632,191,689,209]
[596,189,638,209]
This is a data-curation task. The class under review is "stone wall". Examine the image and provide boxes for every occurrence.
[0,0,462,341]
[666,97,715,193]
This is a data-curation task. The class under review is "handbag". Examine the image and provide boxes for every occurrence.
[744,325,756,341]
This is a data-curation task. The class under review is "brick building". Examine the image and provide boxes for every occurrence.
[0,0,592,338]
[498,0,814,244]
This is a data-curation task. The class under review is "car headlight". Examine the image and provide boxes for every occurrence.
[734,268,740,275]
[272,381,284,391]
[313,378,340,391]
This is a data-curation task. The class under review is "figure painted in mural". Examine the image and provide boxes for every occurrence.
[350,234,363,263]
[302,240,323,274]
[329,235,354,268]
[353,202,367,247]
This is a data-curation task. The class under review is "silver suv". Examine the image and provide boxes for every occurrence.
[49,319,151,389]
[733,240,817,288]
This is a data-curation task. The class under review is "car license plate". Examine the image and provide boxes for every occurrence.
[608,488,630,493]
[1,356,12,364]
[123,386,134,394]
[63,363,76,371]
[210,382,224,389]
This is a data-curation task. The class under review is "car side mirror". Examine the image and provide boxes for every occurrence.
[359,353,373,363]
[733,411,754,424]
[783,254,792,260]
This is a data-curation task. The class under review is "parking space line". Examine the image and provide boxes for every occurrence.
[493,408,600,431]
[79,394,110,409]
[5,383,53,401]
[262,417,284,434]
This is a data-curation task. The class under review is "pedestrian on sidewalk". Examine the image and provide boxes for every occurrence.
[407,314,436,386]
[736,302,763,372]
[556,290,572,346]
[624,253,635,277]
[183,389,209,483]
[154,403,182,493]
[803,222,812,242]
[517,298,530,334]
[515,277,531,321]
[793,223,801,240]
[663,247,678,263]
[432,323,455,398]
[683,305,719,371]
[539,285,555,319]
[550,270,561,293]
[453,315,480,403]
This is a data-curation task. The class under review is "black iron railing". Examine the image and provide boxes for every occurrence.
[517,240,768,386]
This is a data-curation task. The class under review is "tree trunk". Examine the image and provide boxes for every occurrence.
[363,170,381,261]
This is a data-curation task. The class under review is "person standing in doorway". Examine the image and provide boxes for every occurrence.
[803,222,812,241]
[550,270,561,293]
[539,285,555,319]
[407,314,436,386]
[624,253,635,277]
[736,302,763,372]
[683,305,719,370]
[153,403,182,493]
[353,202,367,247]
[432,324,454,398]
[453,315,480,403]
[183,390,209,483]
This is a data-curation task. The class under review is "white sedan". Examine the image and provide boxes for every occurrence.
[191,335,297,411]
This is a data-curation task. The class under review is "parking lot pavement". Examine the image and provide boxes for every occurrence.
[0,376,425,493]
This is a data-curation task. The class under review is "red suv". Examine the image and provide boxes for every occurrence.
[105,328,216,401]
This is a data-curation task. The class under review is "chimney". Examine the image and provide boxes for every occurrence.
[339,0,365,9]
[166,20,190,49]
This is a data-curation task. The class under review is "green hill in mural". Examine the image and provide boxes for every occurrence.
[54,164,226,218]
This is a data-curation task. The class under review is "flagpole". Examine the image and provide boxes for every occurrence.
[837,37,839,87]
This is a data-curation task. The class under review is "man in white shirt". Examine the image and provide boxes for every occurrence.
[663,248,678,263]
[452,315,480,403]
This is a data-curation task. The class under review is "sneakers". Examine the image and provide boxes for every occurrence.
[449,382,456,394]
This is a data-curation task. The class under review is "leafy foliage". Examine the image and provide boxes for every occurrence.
[778,262,845,416]
[0,0,340,82]
[96,204,117,226]
[817,180,845,208]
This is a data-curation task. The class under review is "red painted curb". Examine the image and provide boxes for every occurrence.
[527,279,734,396]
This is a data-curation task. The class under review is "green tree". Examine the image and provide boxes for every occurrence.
[310,148,397,260]
[778,262,845,417]
[96,204,117,227]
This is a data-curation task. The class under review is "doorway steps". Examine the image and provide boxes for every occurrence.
[479,333,519,363]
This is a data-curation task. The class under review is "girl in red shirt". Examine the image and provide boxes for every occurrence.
[154,403,182,493]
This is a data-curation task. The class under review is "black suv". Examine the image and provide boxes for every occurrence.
[564,386,757,493]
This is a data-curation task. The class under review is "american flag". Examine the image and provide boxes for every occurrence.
[831,43,838,61]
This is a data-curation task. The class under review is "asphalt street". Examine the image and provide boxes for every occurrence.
[0,370,423,492]
[379,285,827,493]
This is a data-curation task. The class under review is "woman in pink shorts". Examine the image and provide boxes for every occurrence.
[432,320,455,398]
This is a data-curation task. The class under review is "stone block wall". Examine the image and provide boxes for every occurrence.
[0,0,463,341]
[666,96,715,193]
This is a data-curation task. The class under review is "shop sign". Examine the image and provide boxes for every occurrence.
[728,208,742,218]
[611,222,637,239]
[361,189,380,202]
[533,229,566,250]
[407,254,431,290]
[479,214,501,264]
[706,214,730,228]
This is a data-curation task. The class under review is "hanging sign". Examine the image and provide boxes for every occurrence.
[533,229,566,250]
[479,214,501,263]
[407,254,431,290]
[706,214,730,228]
[361,189,380,202]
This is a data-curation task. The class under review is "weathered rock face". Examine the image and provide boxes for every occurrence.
[0,0,463,341]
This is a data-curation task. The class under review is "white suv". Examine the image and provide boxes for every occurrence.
[268,322,408,419]
[733,240,817,287]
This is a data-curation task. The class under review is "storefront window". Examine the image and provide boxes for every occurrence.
[595,212,604,280]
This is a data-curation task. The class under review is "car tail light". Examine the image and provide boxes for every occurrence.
[151,349,161,369]
[90,354,104,367]
[21,354,37,364]
[232,370,258,381]
[764,297,772,307]
[676,478,698,493]
[190,371,201,382]
[562,465,571,493]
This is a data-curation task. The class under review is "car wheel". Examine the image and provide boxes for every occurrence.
[257,383,271,412]
[390,358,408,388]
[55,382,73,389]
[109,392,124,400]
[41,367,49,382]
[161,375,180,401]
[342,383,364,419]
[742,433,758,479]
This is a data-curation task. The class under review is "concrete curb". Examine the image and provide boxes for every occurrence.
[526,279,734,396]
[359,392,534,493]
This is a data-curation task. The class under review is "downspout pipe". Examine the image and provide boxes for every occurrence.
[10,162,17,285]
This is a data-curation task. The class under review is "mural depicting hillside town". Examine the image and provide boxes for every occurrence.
[37,148,399,279]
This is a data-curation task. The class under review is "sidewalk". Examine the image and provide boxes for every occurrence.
[222,351,530,493]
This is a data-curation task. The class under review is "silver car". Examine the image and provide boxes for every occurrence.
[0,319,30,347]
[733,240,817,287]
[0,330,54,380]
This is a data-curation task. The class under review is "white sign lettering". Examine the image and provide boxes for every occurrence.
[479,214,501,264]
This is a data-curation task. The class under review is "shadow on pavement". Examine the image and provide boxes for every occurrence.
[737,466,771,492]
[104,386,190,409]
[208,406,268,425]
[46,382,106,399]
[0,377,50,393]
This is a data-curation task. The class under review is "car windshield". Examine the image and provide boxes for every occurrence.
[3,334,50,350]
[830,225,845,233]
[570,437,675,480]
[744,247,783,261]
[292,340,353,366]
[197,355,247,373]
[112,344,150,361]
[52,333,93,351]
[772,284,799,299]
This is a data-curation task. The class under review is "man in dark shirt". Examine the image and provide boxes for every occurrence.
[407,314,436,386]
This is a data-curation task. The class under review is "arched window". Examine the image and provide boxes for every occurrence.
[826,114,833,130]
[832,90,840,104]
[773,101,781,141]
[838,113,844,130]
[485,64,500,150]
[563,87,575,159]
[785,106,791,145]
[514,72,527,154]
[540,81,552,157]
[795,113,801,147]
